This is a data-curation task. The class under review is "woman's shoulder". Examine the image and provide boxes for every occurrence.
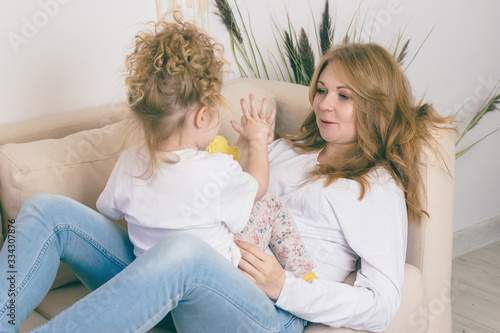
[367,166,399,187]
[268,139,290,158]
[268,138,319,156]
[318,167,407,225]
[268,138,289,151]
[319,166,402,202]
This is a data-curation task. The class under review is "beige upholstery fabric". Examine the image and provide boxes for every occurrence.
[35,282,90,320]
[0,78,454,333]
[0,122,130,289]
[0,104,129,146]
[19,311,48,332]
[0,104,128,248]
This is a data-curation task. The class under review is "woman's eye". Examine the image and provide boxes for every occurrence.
[317,89,327,95]
[339,94,350,100]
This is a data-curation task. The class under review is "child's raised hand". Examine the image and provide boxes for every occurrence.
[231,94,276,145]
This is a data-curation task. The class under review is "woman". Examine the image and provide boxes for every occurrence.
[0,42,450,333]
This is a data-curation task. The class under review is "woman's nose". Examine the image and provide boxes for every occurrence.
[320,93,336,111]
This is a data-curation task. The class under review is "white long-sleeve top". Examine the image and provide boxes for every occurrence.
[96,146,258,263]
[268,140,408,332]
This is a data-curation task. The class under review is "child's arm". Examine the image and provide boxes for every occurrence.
[231,94,276,201]
[234,97,275,171]
[233,135,250,170]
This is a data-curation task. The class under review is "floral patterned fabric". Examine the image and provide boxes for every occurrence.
[235,192,316,277]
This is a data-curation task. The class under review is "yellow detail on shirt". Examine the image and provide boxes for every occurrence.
[206,136,241,161]
[302,272,318,282]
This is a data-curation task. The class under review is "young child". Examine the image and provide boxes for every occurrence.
[96,16,315,278]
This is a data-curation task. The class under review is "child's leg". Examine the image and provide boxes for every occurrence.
[235,192,316,277]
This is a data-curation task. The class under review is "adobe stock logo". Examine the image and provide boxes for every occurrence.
[359,0,405,41]
[7,0,73,54]
[447,74,498,120]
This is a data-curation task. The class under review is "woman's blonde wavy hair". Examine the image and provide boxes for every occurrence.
[125,14,227,176]
[284,43,452,223]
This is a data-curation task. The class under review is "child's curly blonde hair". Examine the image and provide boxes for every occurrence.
[125,14,227,175]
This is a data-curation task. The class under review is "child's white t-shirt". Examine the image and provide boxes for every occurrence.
[96,146,258,265]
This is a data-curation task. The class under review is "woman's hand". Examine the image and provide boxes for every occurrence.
[236,240,286,302]
[231,94,276,145]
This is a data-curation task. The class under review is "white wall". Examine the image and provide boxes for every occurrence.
[0,0,156,125]
[1,0,499,232]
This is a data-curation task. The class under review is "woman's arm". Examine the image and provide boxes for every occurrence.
[239,175,407,332]
[278,178,407,331]
[233,135,250,169]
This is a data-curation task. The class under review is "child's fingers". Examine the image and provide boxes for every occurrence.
[267,108,276,125]
[240,94,274,133]
[240,98,251,120]
[230,120,243,133]
[267,109,276,143]
[249,93,259,118]
[239,114,247,127]
[259,97,268,119]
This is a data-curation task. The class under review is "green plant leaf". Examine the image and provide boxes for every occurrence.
[456,84,500,146]
[233,1,260,78]
[396,39,410,65]
[214,0,243,43]
[271,16,294,82]
[456,127,500,159]
[319,0,333,55]
[343,1,363,43]
[247,10,269,79]
[283,30,300,83]
[298,28,315,85]
[403,24,435,72]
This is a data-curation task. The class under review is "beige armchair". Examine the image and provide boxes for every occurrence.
[0,78,455,332]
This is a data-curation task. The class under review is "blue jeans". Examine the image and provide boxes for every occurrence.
[0,194,306,333]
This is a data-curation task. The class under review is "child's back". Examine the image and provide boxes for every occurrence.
[97,146,257,263]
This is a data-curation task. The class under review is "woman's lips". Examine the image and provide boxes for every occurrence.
[321,120,336,125]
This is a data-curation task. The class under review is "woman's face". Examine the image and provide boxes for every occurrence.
[313,64,357,148]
